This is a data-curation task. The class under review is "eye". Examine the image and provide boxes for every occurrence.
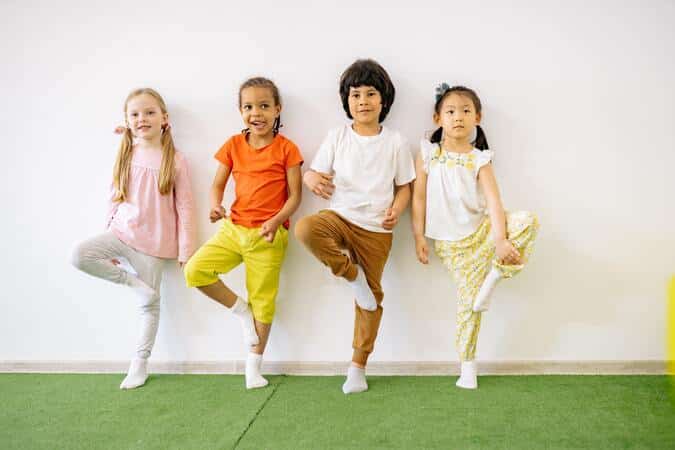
[261,103,269,109]
[243,105,252,110]
[148,111,155,115]
[130,112,138,117]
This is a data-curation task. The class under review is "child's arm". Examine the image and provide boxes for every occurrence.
[478,164,522,265]
[175,157,197,264]
[260,165,302,242]
[209,164,231,223]
[411,152,429,264]
[382,183,411,231]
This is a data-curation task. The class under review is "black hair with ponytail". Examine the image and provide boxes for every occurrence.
[430,84,489,151]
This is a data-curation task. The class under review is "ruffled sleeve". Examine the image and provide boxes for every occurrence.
[474,149,494,177]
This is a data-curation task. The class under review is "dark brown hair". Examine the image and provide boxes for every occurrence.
[339,59,395,123]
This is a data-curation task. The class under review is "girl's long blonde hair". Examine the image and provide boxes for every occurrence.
[112,88,176,202]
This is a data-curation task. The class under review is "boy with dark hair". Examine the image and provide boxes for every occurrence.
[295,59,415,394]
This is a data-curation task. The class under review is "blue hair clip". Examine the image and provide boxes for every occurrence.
[435,82,451,103]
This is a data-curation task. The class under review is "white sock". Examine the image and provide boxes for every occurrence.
[120,358,148,390]
[456,360,478,389]
[230,297,259,347]
[342,364,368,394]
[245,352,268,389]
[349,266,377,311]
[472,267,502,312]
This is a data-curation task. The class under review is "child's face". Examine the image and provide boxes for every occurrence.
[347,85,382,126]
[434,93,481,143]
[125,94,168,141]
[240,87,281,138]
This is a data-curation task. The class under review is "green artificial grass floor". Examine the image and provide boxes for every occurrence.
[1,374,674,449]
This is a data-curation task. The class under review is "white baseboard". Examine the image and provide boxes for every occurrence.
[0,360,669,375]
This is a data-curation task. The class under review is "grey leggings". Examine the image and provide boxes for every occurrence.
[71,232,165,359]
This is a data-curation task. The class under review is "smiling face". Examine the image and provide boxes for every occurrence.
[125,93,168,141]
[239,86,281,139]
[347,85,383,127]
[434,92,481,144]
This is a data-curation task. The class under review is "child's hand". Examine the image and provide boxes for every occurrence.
[382,207,401,230]
[260,219,280,243]
[209,205,226,223]
[495,239,522,265]
[304,171,335,199]
[415,236,429,264]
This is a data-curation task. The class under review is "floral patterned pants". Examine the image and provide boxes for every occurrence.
[434,211,539,361]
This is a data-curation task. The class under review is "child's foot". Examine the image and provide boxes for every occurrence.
[349,266,377,311]
[245,353,268,389]
[120,358,148,389]
[342,364,368,394]
[456,361,478,389]
[231,298,260,347]
[472,267,502,312]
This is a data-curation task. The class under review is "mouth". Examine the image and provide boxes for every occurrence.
[137,125,151,131]
[250,121,267,130]
[453,125,464,129]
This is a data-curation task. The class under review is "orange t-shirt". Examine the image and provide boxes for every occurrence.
[215,133,303,228]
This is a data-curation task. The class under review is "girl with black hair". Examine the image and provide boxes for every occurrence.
[412,84,539,389]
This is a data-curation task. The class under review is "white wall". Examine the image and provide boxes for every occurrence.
[2,0,674,365]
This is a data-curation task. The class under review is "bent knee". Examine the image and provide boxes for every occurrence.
[70,243,89,271]
[293,215,317,244]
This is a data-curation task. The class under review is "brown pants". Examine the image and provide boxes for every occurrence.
[294,210,393,366]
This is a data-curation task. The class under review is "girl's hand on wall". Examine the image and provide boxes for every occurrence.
[382,207,400,230]
[415,236,429,264]
[209,205,226,223]
[304,171,334,199]
[495,239,521,265]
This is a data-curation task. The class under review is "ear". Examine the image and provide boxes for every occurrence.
[475,112,481,125]
[433,112,441,126]
[162,112,169,127]
[274,103,281,117]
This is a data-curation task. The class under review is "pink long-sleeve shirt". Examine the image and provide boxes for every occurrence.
[106,146,196,263]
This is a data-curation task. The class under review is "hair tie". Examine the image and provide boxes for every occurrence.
[435,82,451,103]
[114,125,128,135]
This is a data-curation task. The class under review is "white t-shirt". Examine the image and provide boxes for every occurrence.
[420,139,494,241]
[310,125,416,233]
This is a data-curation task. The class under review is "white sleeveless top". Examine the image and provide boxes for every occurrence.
[420,139,494,241]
